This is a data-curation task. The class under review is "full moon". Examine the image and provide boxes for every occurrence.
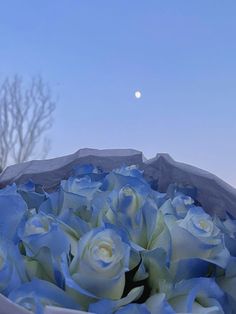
[135,91,142,99]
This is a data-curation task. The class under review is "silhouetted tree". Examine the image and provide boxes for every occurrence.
[0,75,56,171]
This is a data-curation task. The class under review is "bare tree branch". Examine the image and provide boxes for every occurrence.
[0,75,56,170]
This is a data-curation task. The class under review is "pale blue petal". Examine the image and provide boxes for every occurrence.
[0,239,27,296]
[18,180,46,210]
[89,286,144,314]
[141,248,171,292]
[58,208,90,236]
[146,293,175,314]
[59,188,88,213]
[0,184,27,240]
[169,258,211,282]
[39,191,60,216]
[8,278,82,314]
[115,303,150,314]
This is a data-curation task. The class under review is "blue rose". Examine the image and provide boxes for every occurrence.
[168,207,230,268]
[167,277,227,313]
[101,165,149,193]
[16,211,70,288]
[178,207,220,240]
[63,226,130,301]
[103,168,165,251]
[61,176,102,200]
[17,211,69,257]
[59,175,102,221]
[112,165,145,179]
[43,176,104,237]
[107,183,152,248]
[160,193,194,219]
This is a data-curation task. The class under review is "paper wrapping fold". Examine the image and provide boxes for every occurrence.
[0,148,235,314]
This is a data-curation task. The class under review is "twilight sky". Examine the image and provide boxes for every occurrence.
[0,1,236,186]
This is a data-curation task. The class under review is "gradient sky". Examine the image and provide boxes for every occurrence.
[0,1,236,186]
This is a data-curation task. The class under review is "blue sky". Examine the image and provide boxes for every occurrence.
[0,1,236,186]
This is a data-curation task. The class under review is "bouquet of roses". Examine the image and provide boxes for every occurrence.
[0,163,236,314]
